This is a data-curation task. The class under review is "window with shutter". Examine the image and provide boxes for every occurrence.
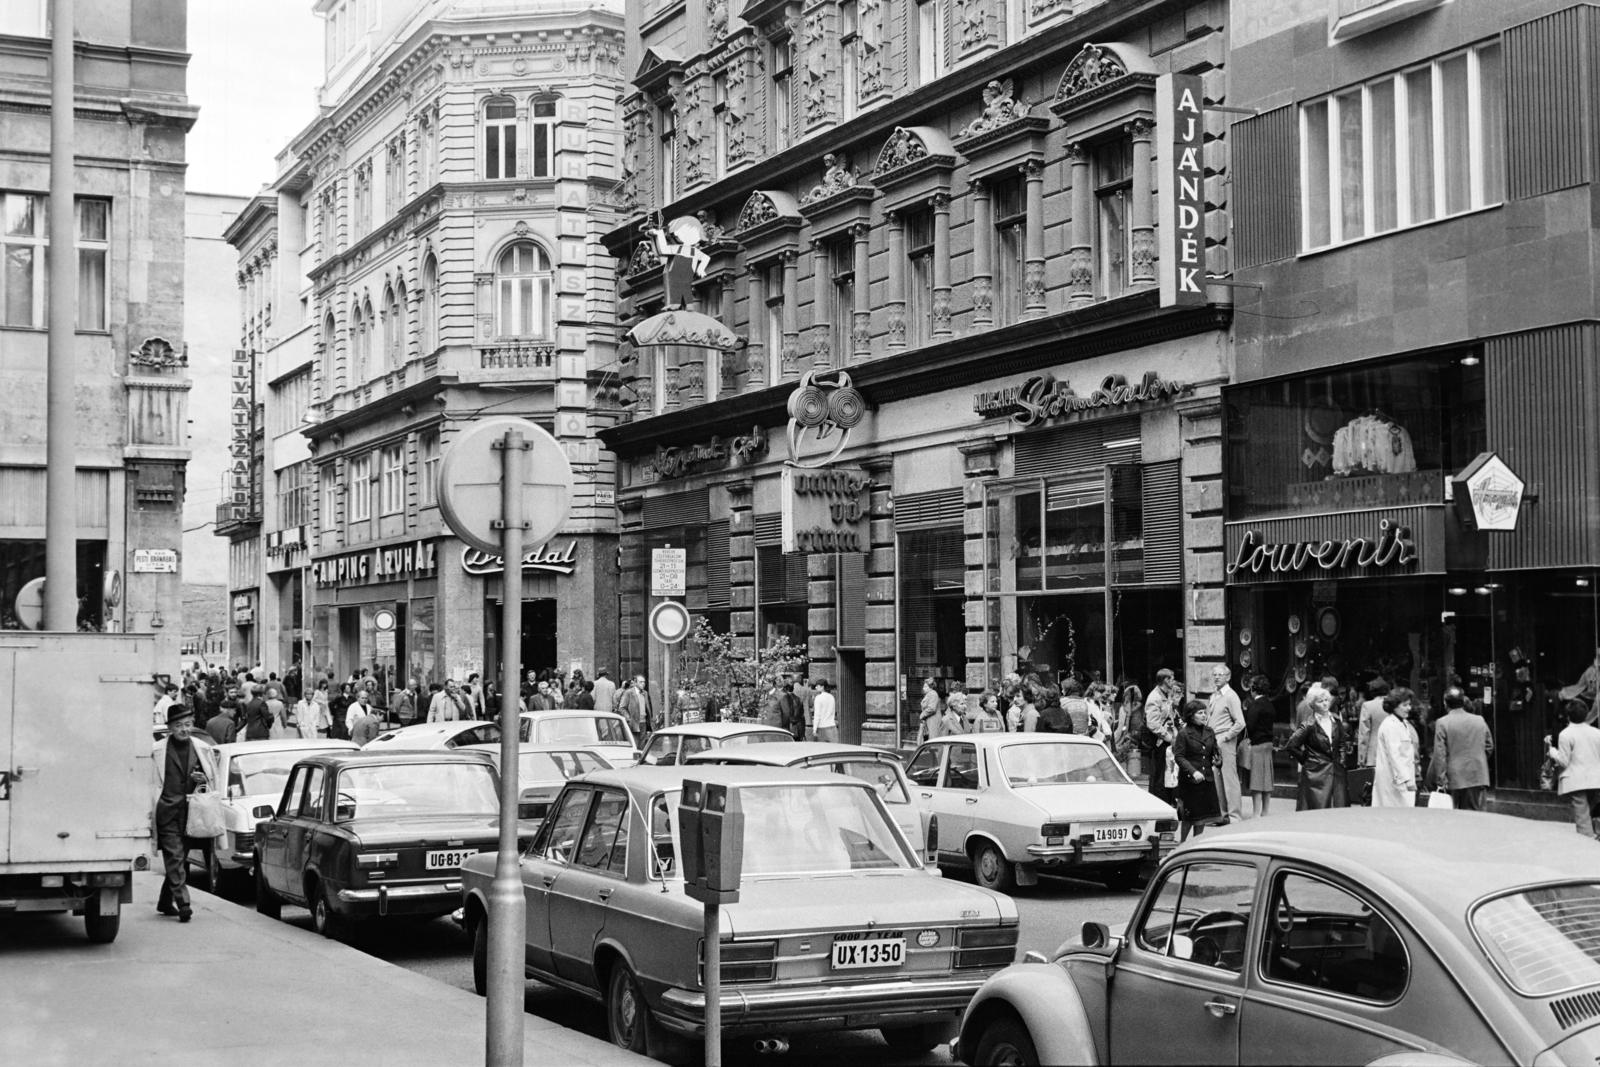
[1232,105,1300,268]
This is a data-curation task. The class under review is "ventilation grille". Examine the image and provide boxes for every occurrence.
[1551,989,1600,1031]
[1232,105,1301,267]
[894,488,964,531]
[1013,417,1140,478]
[757,546,808,604]
[642,489,709,529]
[836,552,867,649]
[705,519,730,608]
[1142,460,1183,585]
[753,512,782,547]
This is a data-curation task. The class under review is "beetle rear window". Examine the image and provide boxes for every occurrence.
[1473,883,1600,995]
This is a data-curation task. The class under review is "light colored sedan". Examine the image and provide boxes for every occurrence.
[462,742,612,822]
[520,711,640,768]
[686,740,927,856]
[184,737,359,892]
[954,809,1600,1066]
[363,720,503,751]
[906,734,1177,893]
[637,721,792,767]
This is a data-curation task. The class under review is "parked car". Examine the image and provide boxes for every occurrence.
[463,742,613,822]
[458,765,1019,1061]
[954,809,1600,1066]
[637,721,792,767]
[184,738,359,893]
[685,740,927,855]
[363,720,503,751]
[252,750,531,938]
[520,711,640,768]
[905,734,1177,893]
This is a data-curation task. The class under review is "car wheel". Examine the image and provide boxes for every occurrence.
[1101,863,1142,893]
[472,917,488,997]
[83,895,120,944]
[881,1023,943,1054]
[254,863,281,920]
[973,841,1016,893]
[973,1015,1040,1067]
[311,881,345,940]
[606,961,653,1055]
[206,848,227,896]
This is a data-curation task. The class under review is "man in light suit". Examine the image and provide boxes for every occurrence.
[1549,699,1600,838]
[1428,686,1493,810]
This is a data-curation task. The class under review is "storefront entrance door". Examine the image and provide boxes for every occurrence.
[838,651,865,744]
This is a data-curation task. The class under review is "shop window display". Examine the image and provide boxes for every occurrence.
[897,527,965,744]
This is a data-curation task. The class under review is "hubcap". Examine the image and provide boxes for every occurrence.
[979,850,999,882]
[991,1041,1026,1067]
[615,981,638,1044]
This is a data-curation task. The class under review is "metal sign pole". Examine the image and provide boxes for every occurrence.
[487,430,529,1067]
[705,899,721,1067]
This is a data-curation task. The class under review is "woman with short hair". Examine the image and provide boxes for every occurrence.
[1245,674,1277,817]
[1286,683,1348,810]
[1173,699,1222,840]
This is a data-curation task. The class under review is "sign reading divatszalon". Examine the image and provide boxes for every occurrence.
[312,541,438,588]
[781,466,870,553]
[1156,72,1206,308]
[973,371,1191,426]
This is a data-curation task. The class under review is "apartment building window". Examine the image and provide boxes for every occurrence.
[713,74,729,178]
[496,242,552,339]
[828,238,854,363]
[531,98,556,178]
[0,1,46,36]
[320,464,338,530]
[277,461,312,528]
[917,0,945,86]
[1302,41,1504,251]
[382,282,402,368]
[841,1,859,119]
[353,160,373,239]
[380,443,405,515]
[991,177,1025,325]
[765,261,785,383]
[418,112,435,187]
[351,298,372,382]
[1094,139,1132,299]
[1,194,109,330]
[318,186,337,258]
[419,431,440,506]
[385,136,405,217]
[269,370,313,438]
[771,37,793,151]
[420,254,438,353]
[484,98,519,180]
[905,208,934,347]
[658,103,677,205]
[348,453,372,522]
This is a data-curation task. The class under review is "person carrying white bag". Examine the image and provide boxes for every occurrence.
[150,704,219,923]
[1372,688,1420,808]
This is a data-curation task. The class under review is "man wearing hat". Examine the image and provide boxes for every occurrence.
[150,703,216,922]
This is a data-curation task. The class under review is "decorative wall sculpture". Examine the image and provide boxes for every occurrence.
[958,79,1031,138]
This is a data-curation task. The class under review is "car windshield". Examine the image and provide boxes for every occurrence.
[1473,883,1600,995]
[651,784,913,879]
[999,742,1130,786]
[723,731,792,746]
[519,749,607,782]
[334,762,499,820]
[230,750,339,797]
[817,759,910,804]
[533,717,632,746]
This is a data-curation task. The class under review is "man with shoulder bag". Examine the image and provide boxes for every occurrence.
[150,705,218,923]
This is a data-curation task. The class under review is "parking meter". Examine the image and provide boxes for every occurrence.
[680,778,741,904]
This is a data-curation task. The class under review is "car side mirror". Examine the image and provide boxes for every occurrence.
[1082,921,1112,949]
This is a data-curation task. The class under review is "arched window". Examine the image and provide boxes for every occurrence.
[395,277,409,364]
[362,296,375,376]
[382,282,399,368]
[420,254,438,353]
[495,242,551,339]
[350,302,366,382]
[483,97,518,180]
[321,311,336,394]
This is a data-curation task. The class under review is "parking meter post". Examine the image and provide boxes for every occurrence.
[487,430,529,1067]
[705,900,721,1067]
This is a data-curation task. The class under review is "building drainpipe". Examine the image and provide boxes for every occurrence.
[46,0,78,632]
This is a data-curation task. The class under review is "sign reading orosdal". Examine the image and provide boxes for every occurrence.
[973,371,1190,426]
[782,466,870,553]
[460,541,580,576]
[1157,72,1206,308]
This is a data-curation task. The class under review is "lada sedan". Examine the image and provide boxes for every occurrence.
[185,738,358,893]
[685,740,927,855]
[462,742,612,822]
[458,765,1018,1061]
[253,750,528,938]
[906,734,1177,893]
[637,721,792,767]
[520,710,640,768]
[955,809,1600,1066]
[363,720,504,750]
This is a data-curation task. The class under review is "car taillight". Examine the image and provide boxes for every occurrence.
[1041,823,1070,845]
[235,832,255,853]
[356,852,398,867]
[90,873,125,887]
[518,801,551,821]
[954,927,1018,970]
[1155,819,1178,833]
[701,940,777,984]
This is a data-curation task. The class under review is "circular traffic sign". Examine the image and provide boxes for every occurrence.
[15,577,43,631]
[649,600,692,645]
[373,608,396,633]
[437,417,575,555]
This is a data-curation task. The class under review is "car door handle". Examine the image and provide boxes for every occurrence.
[597,888,613,901]
[542,875,556,888]
[1203,999,1238,1018]
[920,792,932,798]
[965,797,979,804]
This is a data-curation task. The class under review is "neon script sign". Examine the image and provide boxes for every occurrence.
[1227,519,1418,577]
[973,371,1190,426]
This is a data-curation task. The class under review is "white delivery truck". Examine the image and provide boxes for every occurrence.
[0,631,164,942]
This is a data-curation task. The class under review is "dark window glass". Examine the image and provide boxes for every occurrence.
[1264,872,1407,1001]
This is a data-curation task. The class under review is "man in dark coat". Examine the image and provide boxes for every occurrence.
[151,706,214,922]
[1428,686,1493,810]
[242,682,272,741]
[205,702,239,744]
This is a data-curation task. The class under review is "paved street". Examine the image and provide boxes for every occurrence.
[234,868,1136,1066]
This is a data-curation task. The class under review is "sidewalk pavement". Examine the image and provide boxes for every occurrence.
[0,872,650,1067]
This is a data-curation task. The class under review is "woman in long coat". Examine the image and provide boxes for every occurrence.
[1173,699,1222,839]
[1372,687,1420,808]
[1286,684,1348,810]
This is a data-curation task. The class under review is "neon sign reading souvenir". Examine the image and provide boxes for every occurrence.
[1226,519,1418,577]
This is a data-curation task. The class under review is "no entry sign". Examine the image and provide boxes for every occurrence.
[649,600,692,645]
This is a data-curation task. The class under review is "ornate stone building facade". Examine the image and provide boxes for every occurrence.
[601,0,1237,746]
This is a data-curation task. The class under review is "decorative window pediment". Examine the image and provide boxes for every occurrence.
[1050,42,1157,140]
[953,78,1051,180]
[733,189,803,264]
[621,237,665,301]
[634,45,685,94]
[799,153,876,238]
[873,126,959,213]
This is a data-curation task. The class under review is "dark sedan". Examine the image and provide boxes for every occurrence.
[252,750,528,938]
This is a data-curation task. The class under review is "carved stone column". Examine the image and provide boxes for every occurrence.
[885,211,907,352]
[719,274,737,395]
[931,193,952,339]
[861,456,897,749]
[745,265,768,392]
[781,249,800,379]
[682,346,705,404]
[810,237,832,371]
[969,179,993,329]
[1067,142,1094,309]
[1023,160,1047,317]
[850,221,871,361]
[728,478,756,657]
[662,350,682,411]
[1129,119,1156,287]
[961,438,1002,694]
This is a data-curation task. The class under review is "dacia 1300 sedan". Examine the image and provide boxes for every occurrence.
[954,809,1600,1066]
[458,765,1019,1062]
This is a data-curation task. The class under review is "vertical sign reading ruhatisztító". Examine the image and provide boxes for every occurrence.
[1157,72,1206,308]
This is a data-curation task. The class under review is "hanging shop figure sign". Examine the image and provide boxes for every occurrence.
[781,467,871,553]
[1226,518,1418,577]
[972,370,1191,426]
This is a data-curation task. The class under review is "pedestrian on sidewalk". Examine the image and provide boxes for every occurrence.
[620,675,651,740]
[205,701,239,745]
[150,706,215,923]
[569,680,596,710]
[266,687,287,740]
[1208,665,1247,822]
[1547,699,1600,838]
[242,683,272,741]
[972,691,1006,733]
[1145,670,1180,803]
[813,680,838,743]
[592,669,617,714]
[1115,684,1144,778]
[1286,683,1347,810]
[1173,700,1221,840]
[291,690,319,740]
[350,699,384,746]
[1244,674,1277,818]
[1372,688,1420,808]
[346,689,375,738]
[919,678,945,741]
[1427,686,1492,810]
[427,678,469,722]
